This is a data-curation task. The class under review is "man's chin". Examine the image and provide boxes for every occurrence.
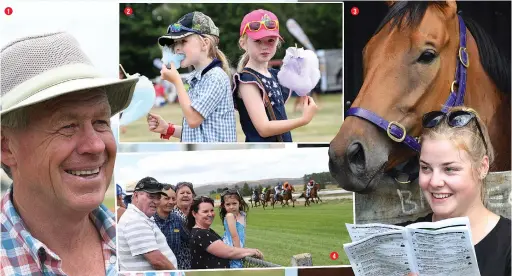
[66,194,105,213]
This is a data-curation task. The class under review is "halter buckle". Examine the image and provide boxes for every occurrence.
[387,121,407,143]
[458,47,469,68]
[450,80,458,93]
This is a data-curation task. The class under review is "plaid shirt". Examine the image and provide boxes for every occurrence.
[180,60,237,142]
[153,212,183,268]
[1,187,117,276]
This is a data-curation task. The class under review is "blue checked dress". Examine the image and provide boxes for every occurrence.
[222,212,247,268]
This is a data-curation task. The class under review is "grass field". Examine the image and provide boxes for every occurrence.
[209,199,353,267]
[120,94,343,143]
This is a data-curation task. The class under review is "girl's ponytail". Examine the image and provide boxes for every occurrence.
[215,47,232,80]
[204,34,232,85]
[237,52,250,73]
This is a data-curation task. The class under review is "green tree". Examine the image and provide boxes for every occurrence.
[242,182,251,196]
[120,3,343,78]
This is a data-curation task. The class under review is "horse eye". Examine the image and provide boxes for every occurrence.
[417,50,437,64]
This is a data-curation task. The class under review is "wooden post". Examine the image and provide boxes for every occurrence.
[291,253,313,266]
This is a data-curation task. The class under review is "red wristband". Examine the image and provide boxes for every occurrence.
[160,123,175,140]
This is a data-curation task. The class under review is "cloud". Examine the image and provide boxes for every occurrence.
[115,147,329,189]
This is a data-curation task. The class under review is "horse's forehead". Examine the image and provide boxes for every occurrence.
[413,9,451,47]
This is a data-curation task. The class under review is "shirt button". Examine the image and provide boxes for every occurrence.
[109,255,117,264]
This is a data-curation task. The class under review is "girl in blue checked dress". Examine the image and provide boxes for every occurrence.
[232,9,318,142]
[147,11,237,142]
[220,189,250,268]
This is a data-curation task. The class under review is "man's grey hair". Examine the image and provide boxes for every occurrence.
[1,107,29,129]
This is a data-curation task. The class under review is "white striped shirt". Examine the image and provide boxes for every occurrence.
[118,204,178,271]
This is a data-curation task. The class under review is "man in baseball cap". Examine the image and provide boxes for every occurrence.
[133,176,167,195]
[1,32,138,275]
[118,177,178,271]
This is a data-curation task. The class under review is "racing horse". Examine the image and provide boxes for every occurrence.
[261,188,272,209]
[301,183,321,207]
[282,185,296,207]
[249,190,261,208]
[328,1,510,223]
[310,183,322,204]
[271,185,295,208]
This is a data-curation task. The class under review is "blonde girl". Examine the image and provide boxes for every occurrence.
[148,11,237,142]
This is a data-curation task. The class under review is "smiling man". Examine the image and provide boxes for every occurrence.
[118,177,178,271]
[0,32,138,276]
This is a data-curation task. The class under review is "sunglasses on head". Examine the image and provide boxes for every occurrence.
[220,189,241,198]
[242,19,279,36]
[167,23,203,36]
[422,110,488,152]
[162,184,174,191]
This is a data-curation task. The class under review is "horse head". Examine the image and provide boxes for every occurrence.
[329,1,510,193]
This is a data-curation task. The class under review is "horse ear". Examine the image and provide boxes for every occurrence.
[445,0,458,18]
[385,1,395,7]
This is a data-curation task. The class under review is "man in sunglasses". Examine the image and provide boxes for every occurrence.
[118,177,178,271]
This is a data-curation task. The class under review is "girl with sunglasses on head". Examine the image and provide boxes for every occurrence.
[403,107,510,276]
[219,189,250,268]
[187,196,263,269]
[148,11,237,142]
[233,9,318,142]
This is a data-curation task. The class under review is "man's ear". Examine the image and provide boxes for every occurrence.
[1,132,17,168]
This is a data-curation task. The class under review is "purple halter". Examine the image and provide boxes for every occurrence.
[346,15,469,153]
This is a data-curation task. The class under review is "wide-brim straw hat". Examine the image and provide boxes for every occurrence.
[1,32,138,116]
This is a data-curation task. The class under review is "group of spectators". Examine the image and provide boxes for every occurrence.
[116,177,262,271]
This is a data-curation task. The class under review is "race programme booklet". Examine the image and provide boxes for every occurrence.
[342,217,480,276]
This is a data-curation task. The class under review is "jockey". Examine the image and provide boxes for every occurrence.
[306,180,315,197]
[283,182,290,195]
[274,183,283,200]
[252,189,258,201]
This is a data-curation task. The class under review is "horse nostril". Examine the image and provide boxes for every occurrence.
[346,142,366,176]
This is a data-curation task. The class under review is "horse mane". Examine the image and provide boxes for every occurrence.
[461,13,510,95]
[375,1,448,35]
[375,1,510,96]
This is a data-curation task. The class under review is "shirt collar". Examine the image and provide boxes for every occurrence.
[153,211,171,222]
[186,58,223,83]
[2,186,117,270]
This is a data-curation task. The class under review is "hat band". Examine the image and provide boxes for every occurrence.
[2,63,103,111]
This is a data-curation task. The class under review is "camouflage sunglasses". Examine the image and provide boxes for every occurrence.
[167,23,203,36]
